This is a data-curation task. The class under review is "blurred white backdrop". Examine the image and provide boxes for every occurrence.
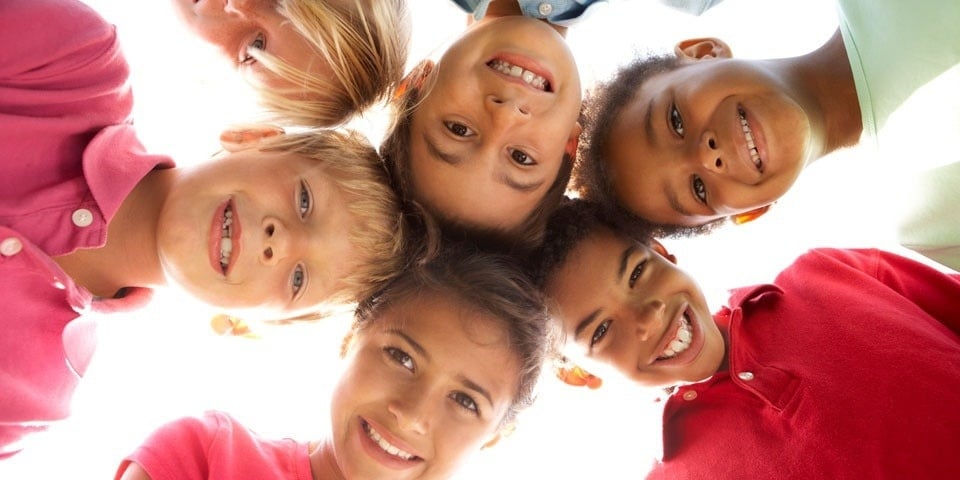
[2,1,949,479]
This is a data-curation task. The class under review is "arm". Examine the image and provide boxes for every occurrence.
[116,462,153,480]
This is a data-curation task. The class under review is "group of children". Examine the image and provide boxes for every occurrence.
[2,0,958,478]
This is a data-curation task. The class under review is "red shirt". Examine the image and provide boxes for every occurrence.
[649,249,960,479]
[117,412,314,480]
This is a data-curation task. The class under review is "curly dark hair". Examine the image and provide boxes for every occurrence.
[380,62,574,255]
[574,54,724,239]
[353,241,555,425]
[529,198,654,290]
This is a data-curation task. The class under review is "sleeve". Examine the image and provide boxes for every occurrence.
[899,161,960,273]
[812,248,960,336]
[116,412,230,480]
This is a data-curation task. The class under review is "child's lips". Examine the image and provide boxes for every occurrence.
[359,417,424,469]
[208,199,241,276]
[486,52,555,93]
[736,105,768,178]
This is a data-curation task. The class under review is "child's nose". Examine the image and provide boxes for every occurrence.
[258,217,292,266]
[486,94,531,120]
[627,299,666,342]
[698,132,726,174]
[387,388,430,436]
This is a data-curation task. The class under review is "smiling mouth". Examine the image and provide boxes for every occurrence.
[218,202,235,274]
[362,420,420,462]
[657,312,693,360]
[738,107,764,173]
[487,59,551,92]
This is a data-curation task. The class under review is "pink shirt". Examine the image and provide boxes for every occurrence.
[648,249,960,479]
[117,412,314,480]
[0,0,173,457]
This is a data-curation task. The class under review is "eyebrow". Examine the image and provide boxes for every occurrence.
[497,170,544,193]
[644,97,656,142]
[666,182,692,217]
[573,243,638,341]
[387,329,494,408]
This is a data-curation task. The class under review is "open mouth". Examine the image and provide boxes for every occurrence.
[210,199,240,276]
[487,58,552,92]
[656,310,693,361]
[362,419,421,462]
[738,106,764,173]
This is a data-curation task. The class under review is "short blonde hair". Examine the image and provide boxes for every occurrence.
[251,0,411,127]
[260,128,405,304]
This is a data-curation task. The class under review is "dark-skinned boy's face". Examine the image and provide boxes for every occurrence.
[544,228,724,388]
[605,57,815,227]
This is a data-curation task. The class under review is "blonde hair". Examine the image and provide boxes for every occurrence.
[250,0,411,127]
[259,128,405,305]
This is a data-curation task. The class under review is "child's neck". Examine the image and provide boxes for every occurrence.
[308,439,346,480]
[53,169,175,298]
[785,29,863,160]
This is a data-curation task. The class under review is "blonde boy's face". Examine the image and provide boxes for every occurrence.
[156,146,361,318]
[544,228,724,388]
[170,0,332,92]
[409,16,582,231]
[329,293,518,479]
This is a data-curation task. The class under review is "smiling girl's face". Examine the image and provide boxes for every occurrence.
[327,291,519,479]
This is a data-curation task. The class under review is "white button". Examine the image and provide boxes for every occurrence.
[1,237,23,256]
[682,390,698,401]
[738,371,755,381]
[538,2,553,15]
[72,208,94,227]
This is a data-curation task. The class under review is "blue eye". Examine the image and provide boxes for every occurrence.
[241,33,266,65]
[510,148,536,166]
[385,347,415,371]
[629,260,646,288]
[591,319,611,348]
[450,392,479,415]
[297,180,311,218]
[692,176,707,204]
[445,121,474,137]
[669,103,685,137]
[291,264,306,298]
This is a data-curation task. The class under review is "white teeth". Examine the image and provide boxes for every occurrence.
[659,314,693,360]
[738,108,763,172]
[219,204,234,273]
[364,422,416,461]
[488,59,549,91]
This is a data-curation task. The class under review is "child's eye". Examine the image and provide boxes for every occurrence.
[450,391,480,416]
[240,33,266,65]
[628,260,647,288]
[692,175,707,204]
[509,148,536,166]
[291,264,306,298]
[590,319,612,348]
[444,121,475,138]
[385,347,415,371]
[297,180,312,218]
[669,103,685,138]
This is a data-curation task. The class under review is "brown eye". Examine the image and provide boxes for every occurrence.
[591,319,611,347]
[510,148,536,166]
[445,121,474,137]
[670,103,685,137]
[692,176,707,204]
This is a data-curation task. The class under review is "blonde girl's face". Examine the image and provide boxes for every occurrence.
[328,293,520,479]
[156,146,361,319]
[408,16,582,231]
[170,0,332,90]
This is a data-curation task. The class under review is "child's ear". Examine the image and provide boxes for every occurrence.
[564,121,583,159]
[674,38,733,62]
[219,124,285,152]
[650,239,677,265]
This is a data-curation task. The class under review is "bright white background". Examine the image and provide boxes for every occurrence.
[2,1,950,479]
